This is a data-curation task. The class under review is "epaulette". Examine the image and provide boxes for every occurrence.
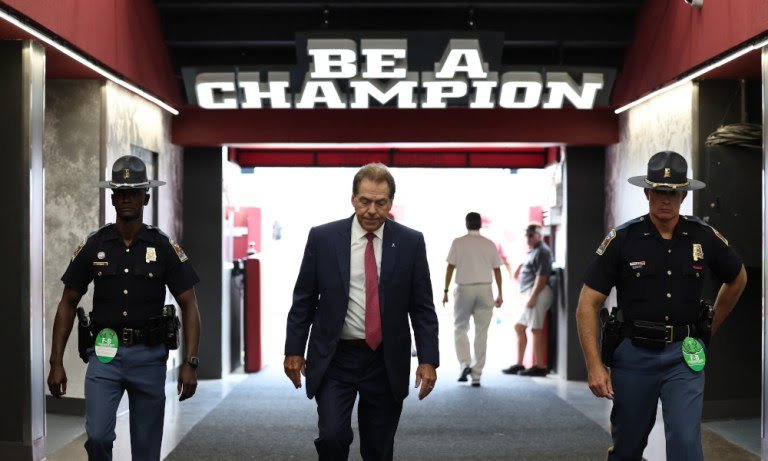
[615,215,645,231]
[94,222,113,234]
[146,224,168,237]
[681,215,708,226]
[682,215,729,246]
[144,224,167,237]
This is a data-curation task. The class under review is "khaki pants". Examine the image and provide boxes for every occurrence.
[453,283,494,380]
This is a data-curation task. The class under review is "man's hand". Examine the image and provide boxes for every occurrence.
[587,364,613,400]
[177,363,198,401]
[47,365,68,398]
[414,363,437,400]
[526,294,537,308]
[284,355,306,389]
[494,295,503,308]
[442,292,449,307]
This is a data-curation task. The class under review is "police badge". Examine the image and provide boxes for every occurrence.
[692,243,704,261]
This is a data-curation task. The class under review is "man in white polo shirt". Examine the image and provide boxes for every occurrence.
[442,212,503,387]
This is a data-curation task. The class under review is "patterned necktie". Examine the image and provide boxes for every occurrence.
[365,233,382,350]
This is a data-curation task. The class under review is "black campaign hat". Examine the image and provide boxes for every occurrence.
[627,151,705,191]
[97,155,166,189]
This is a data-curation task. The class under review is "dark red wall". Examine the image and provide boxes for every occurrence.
[0,0,181,106]
[174,107,619,146]
[614,0,768,107]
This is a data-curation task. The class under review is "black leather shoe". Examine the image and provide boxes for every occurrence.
[502,364,525,375]
[471,380,481,387]
[518,366,548,377]
[458,367,472,382]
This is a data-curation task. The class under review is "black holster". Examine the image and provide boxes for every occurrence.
[696,299,714,347]
[147,304,181,350]
[76,307,93,363]
[600,307,624,367]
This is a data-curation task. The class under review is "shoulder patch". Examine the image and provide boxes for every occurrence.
[169,238,189,262]
[71,236,88,261]
[708,225,729,246]
[596,229,617,256]
[72,227,106,261]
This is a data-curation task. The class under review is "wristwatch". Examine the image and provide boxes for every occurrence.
[186,356,199,369]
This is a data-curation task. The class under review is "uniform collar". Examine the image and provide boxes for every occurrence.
[467,230,481,235]
[641,213,690,239]
[101,223,154,242]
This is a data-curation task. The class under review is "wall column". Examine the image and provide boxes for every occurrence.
[558,146,605,381]
[183,147,230,379]
[0,40,46,460]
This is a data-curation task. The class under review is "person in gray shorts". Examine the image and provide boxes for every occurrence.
[502,223,553,377]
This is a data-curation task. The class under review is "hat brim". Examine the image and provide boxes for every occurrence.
[627,175,705,191]
[97,179,166,189]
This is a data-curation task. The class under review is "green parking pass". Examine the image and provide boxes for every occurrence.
[681,336,705,372]
[95,328,119,363]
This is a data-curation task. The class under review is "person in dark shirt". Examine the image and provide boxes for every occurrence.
[576,151,746,460]
[47,155,202,461]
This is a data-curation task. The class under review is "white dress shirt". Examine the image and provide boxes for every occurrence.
[341,217,383,340]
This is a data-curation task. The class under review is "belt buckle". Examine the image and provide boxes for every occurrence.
[665,325,673,343]
[122,328,134,345]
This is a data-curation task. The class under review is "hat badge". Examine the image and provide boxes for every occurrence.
[664,168,671,178]
[124,169,131,179]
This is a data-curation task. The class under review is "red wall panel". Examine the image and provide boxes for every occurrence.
[174,107,618,146]
[0,0,181,106]
[614,0,768,107]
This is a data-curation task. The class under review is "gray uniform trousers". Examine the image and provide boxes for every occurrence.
[84,343,168,461]
[608,338,705,461]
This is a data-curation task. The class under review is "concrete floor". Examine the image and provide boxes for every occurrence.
[45,307,761,460]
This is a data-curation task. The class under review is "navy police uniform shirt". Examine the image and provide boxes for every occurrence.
[62,224,200,329]
[583,215,742,325]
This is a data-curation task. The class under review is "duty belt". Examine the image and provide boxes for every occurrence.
[117,327,147,345]
[622,320,698,349]
[91,326,150,345]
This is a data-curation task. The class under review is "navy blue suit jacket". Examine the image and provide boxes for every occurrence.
[285,215,439,401]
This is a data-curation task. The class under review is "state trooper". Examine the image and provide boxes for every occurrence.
[575,151,747,460]
[47,155,202,461]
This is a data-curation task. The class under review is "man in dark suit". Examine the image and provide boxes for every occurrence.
[284,163,440,461]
